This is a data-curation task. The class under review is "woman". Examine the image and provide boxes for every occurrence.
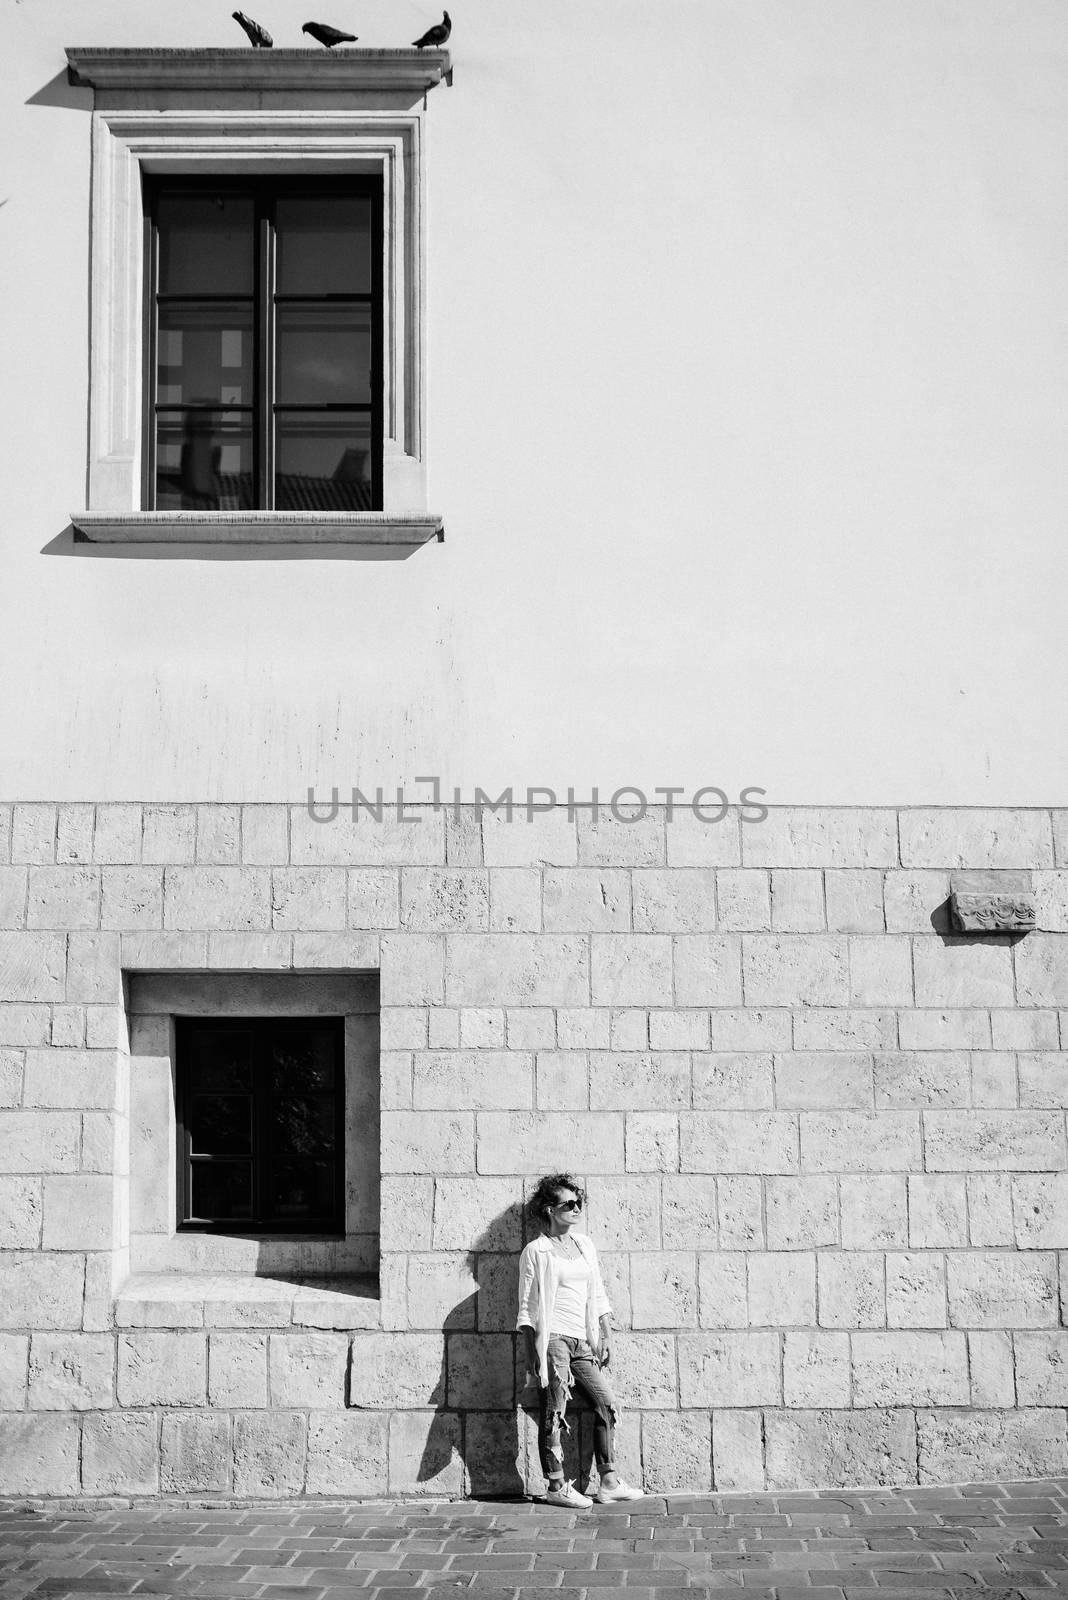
[517,1172,643,1507]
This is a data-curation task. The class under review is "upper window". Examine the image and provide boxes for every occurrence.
[146,178,383,513]
[176,1015,346,1234]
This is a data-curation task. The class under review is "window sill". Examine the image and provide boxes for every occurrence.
[115,1272,381,1330]
[71,512,443,547]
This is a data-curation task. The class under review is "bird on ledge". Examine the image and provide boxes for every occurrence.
[232,10,273,46]
[302,20,359,47]
[412,10,451,48]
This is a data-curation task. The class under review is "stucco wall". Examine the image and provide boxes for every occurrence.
[1,1,1067,802]
[1,802,1066,1496]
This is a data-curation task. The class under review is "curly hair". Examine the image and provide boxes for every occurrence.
[527,1172,587,1230]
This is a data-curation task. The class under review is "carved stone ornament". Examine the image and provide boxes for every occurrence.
[949,892,1036,933]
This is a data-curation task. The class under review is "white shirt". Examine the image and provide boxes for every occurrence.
[550,1251,592,1338]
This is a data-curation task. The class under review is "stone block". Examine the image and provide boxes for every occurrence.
[401,1253,476,1329]
[303,1412,389,1495]
[697,1253,747,1327]
[662,1175,718,1248]
[542,869,629,933]
[824,870,884,933]
[466,1410,527,1497]
[42,1174,115,1249]
[967,1173,1014,1245]
[446,933,587,1007]
[0,867,27,930]
[345,867,399,930]
[589,935,672,1006]
[947,1250,1058,1327]
[160,1413,230,1492]
[0,1333,28,1408]
[534,1049,589,1110]
[648,1008,708,1049]
[100,867,163,931]
[412,1049,532,1112]
[11,805,57,865]
[431,1176,523,1251]
[585,1174,660,1249]
[748,1252,815,1326]
[55,806,94,866]
[914,938,1016,1008]
[745,809,898,869]
[347,1332,444,1407]
[49,1006,84,1049]
[817,1254,885,1328]
[381,1110,474,1173]
[554,1008,607,1049]
[0,932,66,1001]
[885,1253,947,1328]
[971,1050,1017,1108]
[0,1253,84,1329]
[234,804,287,865]
[717,1175,764,1248]
[783,1331,850,1408]
[642,1410,712,1492]
[377,1175,433,1252]
[968,1330,1015,1407]
[232,1411,307,1495]
[712,1408,764,1490]
[839,1174,906,1248]
[849,936,914,1005]
[488,868,541,933]
[707,1008,791,1049]
[900,1010,992,1051]
[678,1331,780,1405]
[117,1332,207,1405]
[1018,1050,1068,1107]
[163,866,271,931]
[1035,869,1068,932]
[447,1332,514,1408]
[770,870,824,932]
[917,1407,1066,1484]
[663,808,741,868]
[765,1177,838,1249]
[0,1047,19,1105]
[269,1332,348,1406]
[400,868,490,932]
[882,870,950,934]
[715,870,770,931]
[1012,1173,1068,1248]
[609,1007,648,1049]
[189,805,234,865]
[873,1050,970,1108]
[630,1252,697,1328]
[793,1008,897,1050]
[26,867,100,931]
[141,804,196,864]
[477,809,575,868]
[24,1048,120,1111]
[632,870,717,932]
[208,1331,268,1407]
[1017,934,1068,1005]
[605,1332,677,1408]
[386,1409,461,1494]
[507,1008,555,1050]
[801,1111,920,1172]
[459,1006,506,1047]
[765,1409,917,1489]
[478,1110,624,1174]
[925,1110,1065,1171]
[991,1008,1059,1049]
[0,1111,80,1174]
[474,1251,519,1330]
[83,1411,159,1494]
[775,1051,873,1109]
[901,809,1053,869]
[908,1175,968,1248]
[577,810,665,868]
[28,1332,114,1409]
[742,935,849,1006]
[269,867,346,930]
[693,1052,774,1109]
[0,1006,50,1050]
[625,1111,679,1172]
[66,932,122,1003]
[93,805,143,864]
[0,1414,80,1494]
[589,1050,689,1110]
[671,935,743,1006]
[682,1111,798,1175]
[1014,1331,1068,1405]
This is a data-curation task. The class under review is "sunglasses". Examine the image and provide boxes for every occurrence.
[553,1199,583,1213]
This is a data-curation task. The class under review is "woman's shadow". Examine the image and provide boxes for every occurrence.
[416,1201,593,1499]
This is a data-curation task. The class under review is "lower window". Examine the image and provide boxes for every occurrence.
[176,1016,345,1233]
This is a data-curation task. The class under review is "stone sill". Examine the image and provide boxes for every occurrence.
[115,1272,380,1330]
[71,512,444,547]
[65,47,452,96]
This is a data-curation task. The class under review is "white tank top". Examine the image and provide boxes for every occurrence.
[550,1251,591,1338]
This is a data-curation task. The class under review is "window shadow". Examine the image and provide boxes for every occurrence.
[26,70,93,110]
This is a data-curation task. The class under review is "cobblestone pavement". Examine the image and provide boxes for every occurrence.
[2,1482,1068,1600]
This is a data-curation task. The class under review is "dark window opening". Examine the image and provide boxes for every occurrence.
[145,178,383,513]
[176,1016,345,1234]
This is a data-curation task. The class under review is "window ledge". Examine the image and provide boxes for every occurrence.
[66,46,452,98]
[116,1272,381,1330]
[71,512,443,547]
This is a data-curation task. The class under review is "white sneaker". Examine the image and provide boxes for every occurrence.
[595,1478,645,1502]
[545,1479,593,1508]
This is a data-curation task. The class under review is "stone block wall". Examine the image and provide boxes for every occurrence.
[1,801,1067,1497]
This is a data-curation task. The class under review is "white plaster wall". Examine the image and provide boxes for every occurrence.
[0,0,1066,804]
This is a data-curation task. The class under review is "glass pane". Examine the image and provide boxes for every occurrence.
[189,1094,252,1156]
[270,1029,337,1093]
[187,1029,253,1093]
[276,306,372,405]
[270,1086,335,1222]
[157,193,255,296]
[156,410,254,511]
[275,413,373,510]
[157,304,254,408]
[271,1157,336,1221]
[189,1160,253,1221]
[275,196,372,295]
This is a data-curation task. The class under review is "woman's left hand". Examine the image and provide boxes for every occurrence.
[599,1341,611,1369]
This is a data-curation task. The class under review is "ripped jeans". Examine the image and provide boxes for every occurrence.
[539,1335,617,1482]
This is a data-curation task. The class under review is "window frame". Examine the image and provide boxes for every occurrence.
[143,173,385,513]
[175,1013,347,1236]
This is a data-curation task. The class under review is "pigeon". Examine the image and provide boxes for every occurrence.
[412,9,451,48]
[232,10,273,46]
[302,20,359,46]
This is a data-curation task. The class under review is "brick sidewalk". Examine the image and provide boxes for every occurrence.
[2,1482,1067,1600]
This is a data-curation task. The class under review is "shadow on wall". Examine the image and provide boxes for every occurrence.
[415,1203,598,1499]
